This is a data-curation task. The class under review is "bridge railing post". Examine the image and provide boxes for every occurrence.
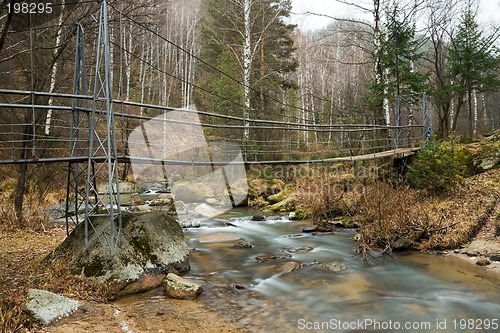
[422,92,432,143]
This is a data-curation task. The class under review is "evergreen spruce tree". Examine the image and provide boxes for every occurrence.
[447,7,500,139]
[368,4,428,127]
[198,0,298,155]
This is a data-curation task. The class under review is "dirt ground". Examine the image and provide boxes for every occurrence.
[46,297,245,333]
[0,228,246,333]
[449,198,500,274]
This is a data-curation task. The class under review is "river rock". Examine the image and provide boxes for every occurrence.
[330,218,360,229]
[489,254,500,262]
[282,246,313,254]
[26,289,81,325]
[234,239,253,248]
[316,260,348,272]
[162,273,203,299]
[129,193,146,205]
[206,197,221,206]
[195,233,242,244]
[180,219,202,229]
[264,197,295,212]
[46,212,190,293]
[476,259,491,266]
[45,204,68,219]
[302,225,319,233]
[168,201,188,215]
[172,182,212,203]
[393,231,423,251]
[255,254,291,263]
[278,261,303,273]
[127,204,152,212]
[113,273,166,297]
[194,203,223,218]
[148,198,173,206]
[251,215,266,221]
[289,209,307,220]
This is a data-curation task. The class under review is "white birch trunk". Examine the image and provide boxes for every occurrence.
[139,32,146,116]
[45,1,65,135]
[125,26,132,101]
[242,0,252,154]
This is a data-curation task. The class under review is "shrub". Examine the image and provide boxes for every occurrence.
[354,183,432,261]
[293,175,360,225]
[406,139,465,193]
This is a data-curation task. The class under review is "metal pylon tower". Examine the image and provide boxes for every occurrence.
[65,23,90,233]
[66,1,122,262]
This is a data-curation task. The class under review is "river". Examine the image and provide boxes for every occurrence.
[120,208,500,332]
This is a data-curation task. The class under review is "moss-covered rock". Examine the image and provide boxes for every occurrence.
[249,178,284,198]
[290,208,308,220]
[162,273,203,299]
[267,191,285,204]
[264,197,295,212]
[47,212,190,295]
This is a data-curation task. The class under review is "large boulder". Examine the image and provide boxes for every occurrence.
[26,289,81,325]
[47,212,190,295]
[172,182,213,202]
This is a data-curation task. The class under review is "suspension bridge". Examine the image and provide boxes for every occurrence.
[0,1,431,261]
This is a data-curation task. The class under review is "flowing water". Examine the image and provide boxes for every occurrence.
[121,208,500,332]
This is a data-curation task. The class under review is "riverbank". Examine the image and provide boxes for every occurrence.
[448,196,500,275]
[2,160,500,331]
[2,206,500,332]
[0,228,246,332]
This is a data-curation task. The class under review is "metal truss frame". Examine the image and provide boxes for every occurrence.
[65,1,122,262]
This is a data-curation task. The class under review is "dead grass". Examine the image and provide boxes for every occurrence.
[35,254,111,303]
[0,294,38,333]
[418,168,500,250]
[0,191,50,233]
[295,165,500,261]
[355,168,500,258]
[0,227,110,332]
[354,183,433,260]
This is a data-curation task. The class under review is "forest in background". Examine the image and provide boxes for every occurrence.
[0,0,499,222]
[1,0,499,137]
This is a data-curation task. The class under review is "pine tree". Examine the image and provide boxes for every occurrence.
[368,3,428,127]
[447,7,500,139]
[198,0,298,155]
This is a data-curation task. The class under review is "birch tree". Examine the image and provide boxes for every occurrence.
[200,0,297,155]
